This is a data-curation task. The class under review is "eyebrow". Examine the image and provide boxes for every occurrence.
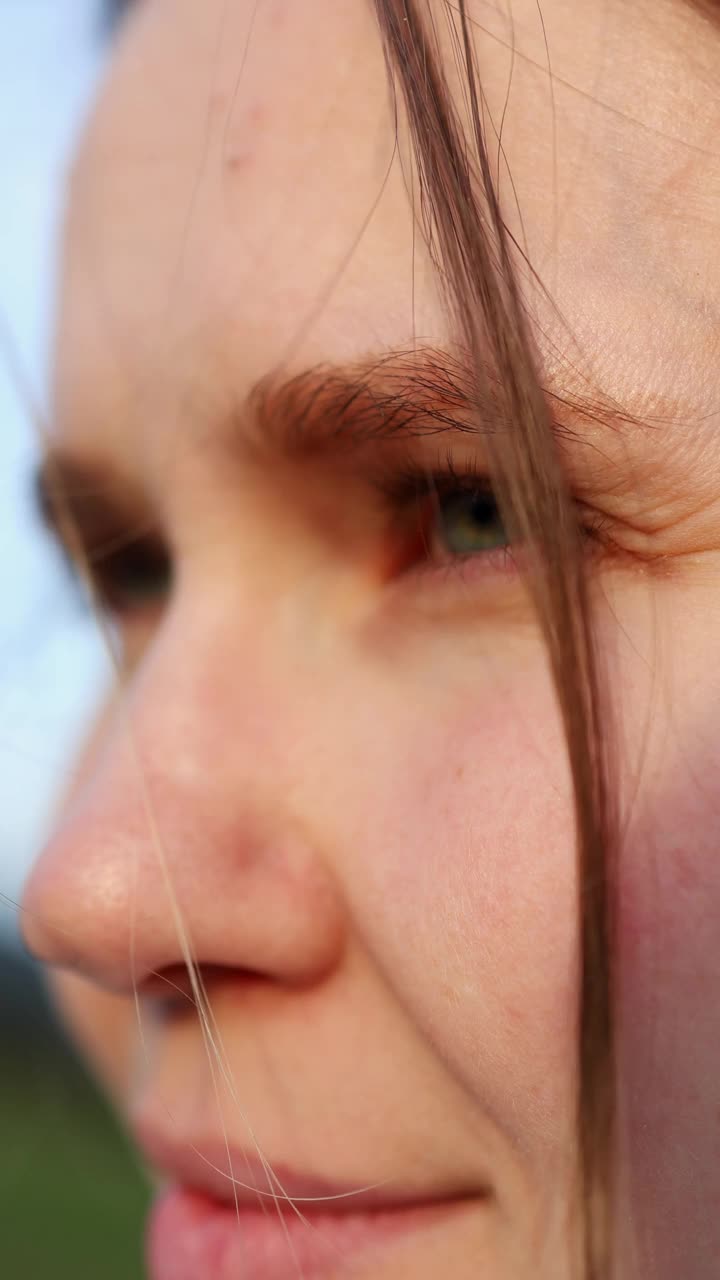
[33,344,644,562]
[242,348,491,458]
[33,347,479,558]
[225,344,647,466]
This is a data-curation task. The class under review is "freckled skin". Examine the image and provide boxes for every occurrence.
[21,1,720,1276]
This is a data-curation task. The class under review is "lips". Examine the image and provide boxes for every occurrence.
[135,1122,484,1280]
[136,1120,443,1210]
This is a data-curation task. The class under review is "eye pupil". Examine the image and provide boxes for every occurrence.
[435,487,508,556]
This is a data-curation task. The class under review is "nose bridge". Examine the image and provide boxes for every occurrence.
[22,594,346,992]
[125,574,305,793]
[170,564,290,749]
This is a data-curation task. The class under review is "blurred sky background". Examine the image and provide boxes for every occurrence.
[0,0,115,944]
[0,12,159,1276]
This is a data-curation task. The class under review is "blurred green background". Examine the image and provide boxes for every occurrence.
[1,943,150,1279]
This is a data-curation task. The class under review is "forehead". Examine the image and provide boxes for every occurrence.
[55,0,720,478]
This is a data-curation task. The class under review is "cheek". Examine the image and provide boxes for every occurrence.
[336,657,579,1169]
[617,716,720,1275]
[597,580,720,1274]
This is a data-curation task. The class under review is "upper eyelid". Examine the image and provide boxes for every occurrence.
[361,433,491,490]
[37,462,499,580]
[374,461,493,507]
[36,510,166,587]
[32,461,167,570]
[32,441,596,599]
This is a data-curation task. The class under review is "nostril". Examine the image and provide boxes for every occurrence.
[140,963,275,1026]
[141,962,272,1004]
[141,964,202,1014]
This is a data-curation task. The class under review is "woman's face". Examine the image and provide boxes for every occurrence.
[22,1,720,1277]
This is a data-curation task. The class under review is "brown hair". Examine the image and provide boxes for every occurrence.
[371,2,617,1275]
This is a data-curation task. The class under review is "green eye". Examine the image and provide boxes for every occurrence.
[433,487,509,557]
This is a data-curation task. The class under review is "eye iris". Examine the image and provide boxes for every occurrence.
[436,489,508,555]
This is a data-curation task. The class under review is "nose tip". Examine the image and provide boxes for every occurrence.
[22,808,147,991]
[22,773,347,998]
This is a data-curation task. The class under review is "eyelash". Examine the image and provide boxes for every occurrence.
[60,458,601,619]
[379,452,486,502]
[61,536,172,621]
[379,454,605,566]
[376,456,508,571]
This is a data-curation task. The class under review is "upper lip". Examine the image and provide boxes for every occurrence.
[133,1119,481,1214]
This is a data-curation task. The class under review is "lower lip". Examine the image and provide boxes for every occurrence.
[147,1185,471,1280]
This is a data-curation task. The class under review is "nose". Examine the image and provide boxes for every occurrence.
[21,602,347,996]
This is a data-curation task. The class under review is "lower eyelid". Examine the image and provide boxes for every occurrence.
[379,553,533,626]
[389,541,523,603]
[415,543,520,582]
[383,500,617,609]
